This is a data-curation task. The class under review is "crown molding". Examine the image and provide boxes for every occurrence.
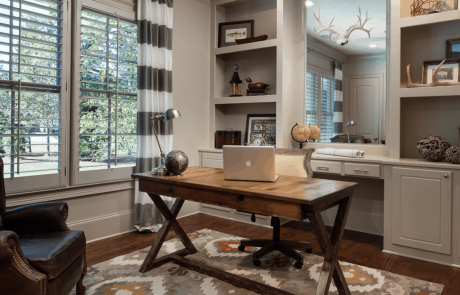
[307,36,348,62]
[347,52,387,62]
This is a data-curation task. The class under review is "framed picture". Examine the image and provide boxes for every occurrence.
[244,114,276,146]
[446,38,460,58]
[218,20,254,48]
[423,59,460,84]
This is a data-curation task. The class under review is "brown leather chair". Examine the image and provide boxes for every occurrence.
[0,158,87,295]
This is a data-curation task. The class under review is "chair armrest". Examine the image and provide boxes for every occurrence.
[0,231,47,294]
[2,202,70,235]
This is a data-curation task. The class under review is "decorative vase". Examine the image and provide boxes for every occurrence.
[446,146,460,164]
[416,135,451,162]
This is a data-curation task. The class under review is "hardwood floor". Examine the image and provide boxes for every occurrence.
[86,213,460,294]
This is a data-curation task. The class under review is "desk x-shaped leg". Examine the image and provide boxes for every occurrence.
[306,195,353,295]
[139,194,198,273]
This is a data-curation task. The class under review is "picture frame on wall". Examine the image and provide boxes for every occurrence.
[218,20,254,48]
[446,39,460,59]
[244,114,276,146]
[423,59,460,84]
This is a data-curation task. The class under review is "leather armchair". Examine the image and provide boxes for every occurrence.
[0,159,87,295]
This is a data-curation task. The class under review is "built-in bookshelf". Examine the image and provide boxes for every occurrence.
[208,0,305,149]
[390,0,460,159]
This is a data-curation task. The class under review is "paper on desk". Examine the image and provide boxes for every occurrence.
[316,148,365,158]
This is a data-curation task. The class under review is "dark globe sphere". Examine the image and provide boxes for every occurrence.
[165,150,189,175]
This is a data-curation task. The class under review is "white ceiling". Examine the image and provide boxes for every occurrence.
[306,0,387,56]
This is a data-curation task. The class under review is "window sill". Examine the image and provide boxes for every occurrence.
[6,178,135,209]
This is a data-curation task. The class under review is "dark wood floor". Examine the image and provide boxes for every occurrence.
[87,213,460,295]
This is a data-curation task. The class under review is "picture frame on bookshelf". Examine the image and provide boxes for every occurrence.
[244,114,276,146]
[218,20,254,48]
[446,39,460,59]
[423,59,460,84]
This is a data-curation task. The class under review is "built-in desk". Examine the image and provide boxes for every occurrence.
[198,148,460,269]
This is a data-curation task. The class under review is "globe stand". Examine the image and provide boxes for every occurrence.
[291,123,314,149]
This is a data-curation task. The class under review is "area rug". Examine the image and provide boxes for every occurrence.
[71,229,444,295]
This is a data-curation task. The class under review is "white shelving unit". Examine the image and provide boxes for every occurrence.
[390,0,460,159]
[208,0,306,149]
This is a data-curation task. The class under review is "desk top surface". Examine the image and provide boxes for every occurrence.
[133,167,358,206]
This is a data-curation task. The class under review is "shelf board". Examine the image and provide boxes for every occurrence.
[212,94,278,105]
[399,85,460,98]
[398,10,460,28]
[213,39,278,56]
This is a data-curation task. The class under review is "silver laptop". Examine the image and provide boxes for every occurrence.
[223,146,278,182]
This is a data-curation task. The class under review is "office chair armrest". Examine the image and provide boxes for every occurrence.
[2,202,70,235]
[0,230,47,294]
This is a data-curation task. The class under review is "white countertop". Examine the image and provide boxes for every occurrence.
[198,148,460,170]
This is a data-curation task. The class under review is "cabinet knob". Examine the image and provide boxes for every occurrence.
[444,174,448,178]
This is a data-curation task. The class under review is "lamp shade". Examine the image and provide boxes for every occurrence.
[347,120,356,127]
[163,109,181,121]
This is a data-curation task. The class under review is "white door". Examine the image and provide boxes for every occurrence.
[349,77,380,143]
[392,168,452,255]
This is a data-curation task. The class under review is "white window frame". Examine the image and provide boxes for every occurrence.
[70,0,137,185]
[306,66,334,143]
[4,0,70,193]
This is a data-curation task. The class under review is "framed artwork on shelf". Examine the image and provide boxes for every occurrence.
[244,114,276,146]
[446,38,460,58]
[423,59,460,84]
[218,20,254,48]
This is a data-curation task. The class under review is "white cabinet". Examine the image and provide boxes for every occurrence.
[200,152,224,169]
[391,167,452,255]
[198,151,270,227]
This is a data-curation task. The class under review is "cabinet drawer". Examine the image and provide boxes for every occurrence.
[311,160,342,174]
[344,163,381,178]
[200,152,223,169]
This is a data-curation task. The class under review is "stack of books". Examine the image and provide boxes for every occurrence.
[247,89,267,96]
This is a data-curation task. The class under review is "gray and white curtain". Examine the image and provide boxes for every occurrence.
[134,0,174,232]
[333,60,343,135]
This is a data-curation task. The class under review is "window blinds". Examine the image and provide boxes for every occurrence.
[78,9,137,171]
[306,71,318,127]
[320,76,336,142]
[0,0,63,178]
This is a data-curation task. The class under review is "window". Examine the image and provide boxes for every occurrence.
[72,1,137,185]
[0,0,68,191]
[306,69,336,142]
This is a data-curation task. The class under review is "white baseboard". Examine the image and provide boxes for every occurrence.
[382,250,460,269]
[68,210,135,243]
[70,210,201,244]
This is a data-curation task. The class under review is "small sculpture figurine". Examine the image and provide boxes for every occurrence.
[229,63,243,97]
[244,78,270,90]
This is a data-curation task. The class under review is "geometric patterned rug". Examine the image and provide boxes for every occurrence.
[71,229,444,295]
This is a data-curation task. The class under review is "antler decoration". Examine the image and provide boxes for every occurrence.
[314,0,373,46]
[407,59,460,87]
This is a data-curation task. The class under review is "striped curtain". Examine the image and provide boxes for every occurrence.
[134,0,174,232]
[333,60,343,136]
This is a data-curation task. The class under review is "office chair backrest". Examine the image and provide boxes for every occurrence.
[274,148,315,178]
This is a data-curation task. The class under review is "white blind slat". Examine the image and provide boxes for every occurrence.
[0,0,63,178]
[78,9,137,171]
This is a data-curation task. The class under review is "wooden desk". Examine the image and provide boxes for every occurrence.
[133,167,358,295]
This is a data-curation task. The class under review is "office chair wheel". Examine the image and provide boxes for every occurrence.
[306,248,312,253]
[294,261,303,269]
[238,245,245,252]
[253,260,261,266]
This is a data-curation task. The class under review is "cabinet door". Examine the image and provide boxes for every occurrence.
[200,152,223,169]
[392,168,452,255]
